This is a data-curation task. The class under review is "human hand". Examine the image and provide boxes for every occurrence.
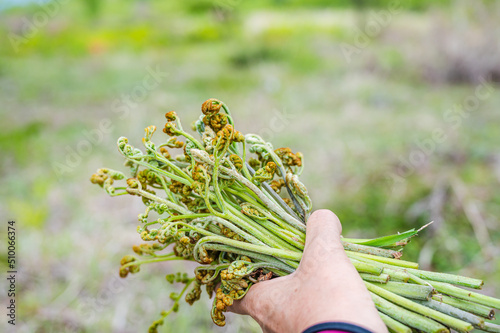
[228,209,387,333]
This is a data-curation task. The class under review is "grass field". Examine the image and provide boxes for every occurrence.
[1,1,499,332]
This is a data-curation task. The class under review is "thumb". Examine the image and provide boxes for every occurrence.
[298,209,345,273]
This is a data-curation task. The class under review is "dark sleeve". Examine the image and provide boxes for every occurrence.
[302,322,374,333]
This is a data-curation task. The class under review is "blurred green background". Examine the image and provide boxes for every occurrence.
[1,0,499,332]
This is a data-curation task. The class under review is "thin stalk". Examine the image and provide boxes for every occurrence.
[259,220,305,251]
[345,252,385,271]
[378,312,412,333]
[153,277,195,330]
[206,223,222,235]
[108,191,129,197]
[192,149,303,230]
[152,152,194,183]
[240,141,252,179]
[121,256,193,269]
[158,174,180,205]
[360,273,390,284]
[245,162,303,222]
[483,322,500,333]
[370,292,449,333]
[348,255,432,287]
[128,188,192,215]
[169,213,211,221]
[212,138,232,214]
[406,268,484,289]
[224,186,264,208]
[228,182,261,203]
[415,299,485,329]
[431,295,495,320]
[223,201,300,252]
[383,268,410,283]
[220,103,234,122]
[190,216,263,246]
[225,202,302,252]
[203,243,297,272]
[177,128,205,150]
[263,180,303,222]
[407,272,435,287]
[365,282,474,332]
[430,281,500,310]
[349,258,383,275]
[348,251,418,269]
[263,214,306,240]
[374,281,433,301]
[163,222,219,238]
[227,186,305,235]
[221,191,305,249]
[247,141,306,220]
[193,236,302,261]
[195,263,230,283]
[267,268,288,277]
[128,158,192,186]
[203,193,286,250]
[346,254,425,287]
[341,241,402,258]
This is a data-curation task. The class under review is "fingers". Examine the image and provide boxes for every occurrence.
[306,209,342,241]
[227,275,297,333]
[227,281,264,315]
[294,210,384,332]
[298,209,345,274]
[227,297,246,315]
[227,276,291,316]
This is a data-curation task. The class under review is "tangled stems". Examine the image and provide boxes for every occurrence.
[202,243,297,273]
[92,100,317,329]
[192,236,302,262]
[126,187,192,216]
[191,148,306,232]
[366,282,474,333]
[91,98,500,333]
